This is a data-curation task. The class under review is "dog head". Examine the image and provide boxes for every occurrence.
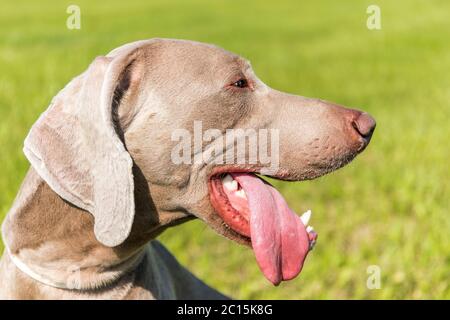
[24,39,375,284]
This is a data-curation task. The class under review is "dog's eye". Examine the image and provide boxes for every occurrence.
[232,79,248,88]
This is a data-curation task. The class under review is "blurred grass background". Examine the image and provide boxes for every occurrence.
[0,0,449,299]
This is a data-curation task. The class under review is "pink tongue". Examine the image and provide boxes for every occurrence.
[231,173,312,285]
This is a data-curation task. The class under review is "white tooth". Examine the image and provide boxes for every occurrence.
[235,189,247,199]
[306,225,314,233]
[301,210,312,226]
[222,174,238,191]
[222,174,233,184]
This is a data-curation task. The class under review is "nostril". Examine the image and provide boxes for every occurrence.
[352,112,376,139]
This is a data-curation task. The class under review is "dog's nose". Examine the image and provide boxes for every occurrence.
[352,112,376,140]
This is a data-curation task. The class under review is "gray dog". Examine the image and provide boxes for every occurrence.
[0,39,375,299]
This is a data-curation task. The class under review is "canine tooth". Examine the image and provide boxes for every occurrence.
[306,225,314,233]
[222,174,238,190]
[222,174,233,183]
[235,189,247,199]
[301,210,312,226]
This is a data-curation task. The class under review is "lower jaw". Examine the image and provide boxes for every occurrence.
[209,174,251,239]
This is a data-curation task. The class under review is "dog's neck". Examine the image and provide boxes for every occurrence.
[1,167,192,290]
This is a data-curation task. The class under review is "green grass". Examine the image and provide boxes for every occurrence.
[0,0,449,299]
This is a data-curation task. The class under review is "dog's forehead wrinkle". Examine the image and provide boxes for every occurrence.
[125,90,163,133]
[159,41,245,82]
[238,58,253,72]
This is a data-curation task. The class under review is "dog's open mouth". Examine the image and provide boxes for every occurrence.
[209,172,318,285]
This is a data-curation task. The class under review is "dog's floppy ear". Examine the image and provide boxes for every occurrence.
[23,44,145,247]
